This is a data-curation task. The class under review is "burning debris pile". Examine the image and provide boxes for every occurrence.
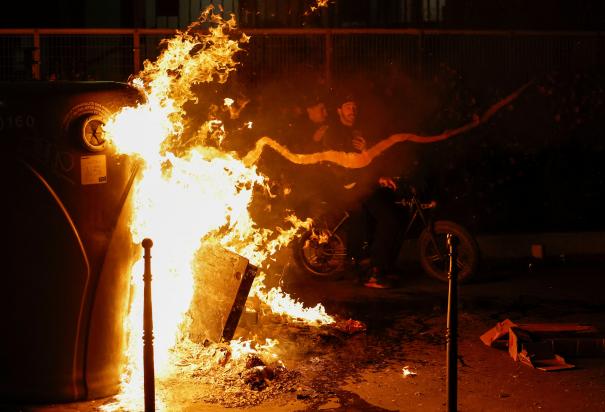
[157,302,366,409]
[167,242,364,408]
[162,339,298,408]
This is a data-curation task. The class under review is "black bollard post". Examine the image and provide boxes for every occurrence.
[142,238,155,412]
[446,233,458,412]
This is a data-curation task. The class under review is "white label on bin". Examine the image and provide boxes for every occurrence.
[81,155,107,185]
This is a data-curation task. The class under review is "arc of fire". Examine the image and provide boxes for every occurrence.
[242,81,532,169]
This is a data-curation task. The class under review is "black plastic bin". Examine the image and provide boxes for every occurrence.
[0,81,143,402]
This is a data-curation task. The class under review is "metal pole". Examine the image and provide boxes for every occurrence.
[142,238,155,412]
[133,29,141,74]
[32,30,40,80]
[325,30,333,89]
[446,233,458,412]
[417,30,423,79]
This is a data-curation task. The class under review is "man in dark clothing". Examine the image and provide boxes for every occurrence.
[358,170,426,288]
[297,91,425,288]
[321,96,367,152]
[278,93,332,218]
[320,93,426,288]
[315,94,370,211]
[304,97,330,146]
[310,93,393,286]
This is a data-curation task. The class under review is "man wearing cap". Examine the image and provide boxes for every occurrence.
[320,94,367,153]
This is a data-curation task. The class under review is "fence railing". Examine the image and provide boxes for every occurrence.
[1,28,602,89]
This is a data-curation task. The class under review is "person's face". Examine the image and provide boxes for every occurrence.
[337,101,357,126]
[306,102,328,124]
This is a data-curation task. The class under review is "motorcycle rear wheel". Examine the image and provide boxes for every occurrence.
[418,220,479,283]
[295,228,347,279]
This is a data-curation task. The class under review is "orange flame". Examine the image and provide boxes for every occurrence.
[102,6,335,410]
[252,274,335,325]
[305,0,330,15]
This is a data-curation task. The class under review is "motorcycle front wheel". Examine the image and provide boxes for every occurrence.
[418,220,479,283]
[294,228,347,279]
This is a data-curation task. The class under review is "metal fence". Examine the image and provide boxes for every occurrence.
[1,27,603,233]
[0,28,603,89]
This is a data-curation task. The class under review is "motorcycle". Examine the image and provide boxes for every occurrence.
[294,185,480,283]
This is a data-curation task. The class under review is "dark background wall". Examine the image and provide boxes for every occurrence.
[2,1,603,235]
[2,0,604,29]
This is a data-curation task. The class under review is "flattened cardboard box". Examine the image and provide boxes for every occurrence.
[481,319,604,371]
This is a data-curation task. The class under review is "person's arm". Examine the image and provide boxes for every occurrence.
[312,125,329,142]
[351,130,367,152]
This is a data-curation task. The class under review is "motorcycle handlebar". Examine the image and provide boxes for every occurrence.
[396,198,437,209]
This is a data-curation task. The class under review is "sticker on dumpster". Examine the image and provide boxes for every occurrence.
[81,155,107,185]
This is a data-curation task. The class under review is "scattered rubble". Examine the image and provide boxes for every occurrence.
[165,340,300,408]
[159,307,370,408]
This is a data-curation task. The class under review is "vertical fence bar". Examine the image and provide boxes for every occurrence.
[32,29,40,80]
[417,29,423,78]
[133,29,141,74]
[325,30,333,88]
[426,0,431,22]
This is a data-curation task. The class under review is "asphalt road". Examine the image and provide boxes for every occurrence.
[279,257,605,412]
[3,257,604,412]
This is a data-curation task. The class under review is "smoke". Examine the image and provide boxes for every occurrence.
[191,65,529,231]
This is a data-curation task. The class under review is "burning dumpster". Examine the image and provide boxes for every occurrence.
[0,81,143,402]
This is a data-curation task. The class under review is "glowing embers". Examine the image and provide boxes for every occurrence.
[306,0,330,14]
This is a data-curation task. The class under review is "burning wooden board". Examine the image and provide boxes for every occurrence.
[189,243,258,343]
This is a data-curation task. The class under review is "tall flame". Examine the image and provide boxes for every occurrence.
[103,7,333,410]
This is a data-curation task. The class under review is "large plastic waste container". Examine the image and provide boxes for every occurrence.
[0,81,143,402]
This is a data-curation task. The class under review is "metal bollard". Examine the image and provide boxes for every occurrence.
[446,233,458,412]
[142,238,155,412]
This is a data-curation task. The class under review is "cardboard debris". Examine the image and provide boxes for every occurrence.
[333,318,367,334]
[509,327,575,371]
[519,353,575,372]
[480,319,517,348]
[480,319,598,347]
[189,244,258,343]
[481,319,604,371]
